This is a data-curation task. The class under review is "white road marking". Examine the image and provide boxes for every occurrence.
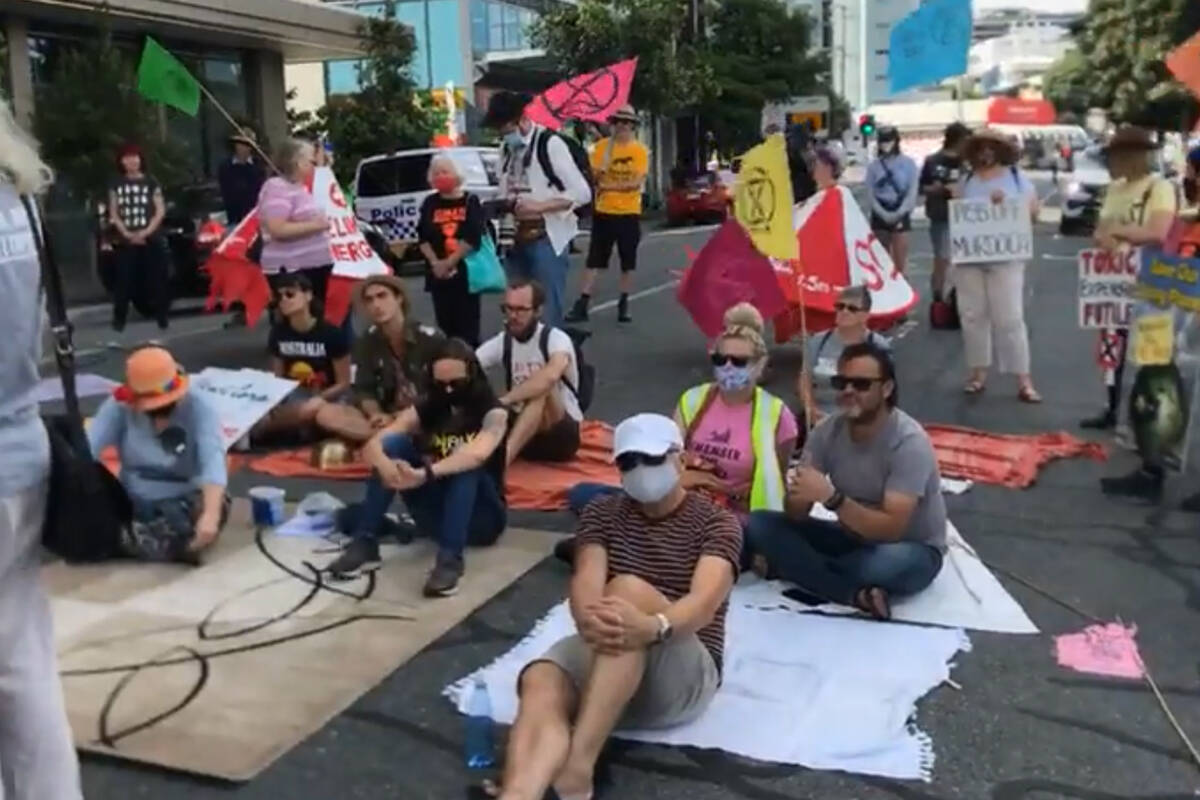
[1041,253,1078,261]
[591,279,680,313]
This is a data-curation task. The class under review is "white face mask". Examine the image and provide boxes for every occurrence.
[621,461,679,504]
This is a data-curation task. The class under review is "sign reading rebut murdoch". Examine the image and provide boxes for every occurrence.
[949,199,1034,265]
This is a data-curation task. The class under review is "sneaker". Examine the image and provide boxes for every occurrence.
[1099,468,1164,502]
[325,538,382,578]
[617,296,631,323]
[1080,410,1117,430]
[423,555,463,597]
[565,298,589,323]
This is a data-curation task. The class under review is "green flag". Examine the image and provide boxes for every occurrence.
[136,37,201,116]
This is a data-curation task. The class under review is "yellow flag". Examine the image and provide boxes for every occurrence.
[733,134,797,260]
[1134,313,1174,366]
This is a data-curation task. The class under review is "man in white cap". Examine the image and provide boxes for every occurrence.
[492,413,741,800]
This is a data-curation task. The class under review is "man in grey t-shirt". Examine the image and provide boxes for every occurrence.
[747,341,944,620]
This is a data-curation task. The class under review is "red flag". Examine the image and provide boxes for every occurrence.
[677,221,789,338]
[204,211,272,326]
[1168,30,1200,101]
[526,59,638,131]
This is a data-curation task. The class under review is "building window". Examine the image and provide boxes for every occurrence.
[477,1,538,52]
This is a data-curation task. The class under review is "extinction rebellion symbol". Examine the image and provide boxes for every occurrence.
[737,167,775,232]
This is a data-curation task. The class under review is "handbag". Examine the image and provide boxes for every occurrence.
[465,232,506,295]
[20,195,131,562]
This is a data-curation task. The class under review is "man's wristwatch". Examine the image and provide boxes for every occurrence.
[653,613,673,644]
[823,488,846,512]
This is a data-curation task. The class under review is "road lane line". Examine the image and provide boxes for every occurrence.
[590,279,680,313]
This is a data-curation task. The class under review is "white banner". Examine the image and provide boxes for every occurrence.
[1078,247,1139,329]
[311,167,390,281]
[949,199,1034,265]
[191,368,297,450]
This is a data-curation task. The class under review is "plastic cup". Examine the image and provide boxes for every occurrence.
[248,486,286,527]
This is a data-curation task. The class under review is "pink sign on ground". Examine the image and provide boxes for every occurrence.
[1054,623,1145,680]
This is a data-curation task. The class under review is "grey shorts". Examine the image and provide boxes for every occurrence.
[528,632,719,729]
[930,221,951,261]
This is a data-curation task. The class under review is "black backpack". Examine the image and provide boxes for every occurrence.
[503,324,595,413]
[527,130,595,218]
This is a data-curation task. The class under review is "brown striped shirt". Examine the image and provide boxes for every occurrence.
[576,491,743,673]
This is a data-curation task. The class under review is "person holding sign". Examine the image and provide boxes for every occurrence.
[258,138,332,309]
[954,129,1042,402]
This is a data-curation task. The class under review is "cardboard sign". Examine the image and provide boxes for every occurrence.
[311,167,389,281]
[1133,313,1174,366]
[191,368,297,450]
[1134,249,1200,313]
[1078,247,1140,329]
[949,199,1034,265]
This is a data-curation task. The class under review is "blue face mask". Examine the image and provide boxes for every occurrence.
[504,130,526,150]
[714,363,753,391]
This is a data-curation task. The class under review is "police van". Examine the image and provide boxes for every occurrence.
[353,146,501,263]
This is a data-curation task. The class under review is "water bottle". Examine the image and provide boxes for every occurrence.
[464,678,496,769]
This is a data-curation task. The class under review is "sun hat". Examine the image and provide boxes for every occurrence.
[113,346,188,412]
[230,128,258,146]
[608,104,639,125]
[613,413,683,459]
[1104,126,1159,153]
[963,128,1019,164]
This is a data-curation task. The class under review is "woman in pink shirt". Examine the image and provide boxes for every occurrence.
[257,138,332,305]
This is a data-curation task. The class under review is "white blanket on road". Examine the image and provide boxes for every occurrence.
[446,596,969,781]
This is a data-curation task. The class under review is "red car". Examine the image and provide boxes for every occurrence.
[666,169,733,226]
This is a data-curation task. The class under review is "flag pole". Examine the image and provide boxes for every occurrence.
[194,81,280,175]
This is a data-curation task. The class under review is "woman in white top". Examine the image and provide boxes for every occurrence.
[955,129,1042,403]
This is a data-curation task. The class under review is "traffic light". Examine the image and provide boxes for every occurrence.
[858,114,876,137]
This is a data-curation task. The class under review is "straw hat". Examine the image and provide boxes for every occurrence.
[963,128,1019,164]
[230,129,258,146]
[113,346,189,412]
[1104,126,1159,153]
[608,104,639,125]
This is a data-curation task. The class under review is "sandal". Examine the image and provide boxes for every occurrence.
[963,380,986,395]
[1017,386,1043,404]
[854,587,892,621]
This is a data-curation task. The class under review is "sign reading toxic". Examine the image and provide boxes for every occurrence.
[949,199,1034,265]
[1078,247,1139,329]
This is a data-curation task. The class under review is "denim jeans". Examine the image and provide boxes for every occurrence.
[349,433,506,561]
[507,235,569,327]
[566,482,620,515]
[744,511,943,605]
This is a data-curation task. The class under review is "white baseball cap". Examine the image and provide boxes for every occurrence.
[612,413,683,458]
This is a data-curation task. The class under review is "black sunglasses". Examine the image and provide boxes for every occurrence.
[278,288,304,299]
[710,353,751,368]
[500,303,535,314]
[434,378,470,393]
[615,452,669,472]
[831,375,883,392]
[834,302,864,312]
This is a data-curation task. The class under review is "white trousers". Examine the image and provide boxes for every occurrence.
[955,262,1031,375]
[0,480,82,800]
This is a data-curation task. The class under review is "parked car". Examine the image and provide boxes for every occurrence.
[1058,145,1176,236]
[666,169,733,227]
[352,146,502,267]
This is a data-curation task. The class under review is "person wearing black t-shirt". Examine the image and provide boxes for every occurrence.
[326,338,509,597]
[418,154,487,346]
[919,123,971,303]
[252,272,352,443]
[108,143,168,332]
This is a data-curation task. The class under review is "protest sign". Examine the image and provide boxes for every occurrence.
[1133,313,1174,366]
[1134,249,1200,313]
[1078,247,1139,329]
[191,368,296,450]
[949,199,1033,265]
[888,0,972,95]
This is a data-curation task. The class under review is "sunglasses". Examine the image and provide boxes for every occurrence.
[615,451,669,473]
[834,302,864,312]
[831,375,883,392]
[434,378,470,394]
[278,289,305,299]
[500,304,534,314]
[710,353,751,368]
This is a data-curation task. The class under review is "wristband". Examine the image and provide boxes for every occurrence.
[823,489,846,512]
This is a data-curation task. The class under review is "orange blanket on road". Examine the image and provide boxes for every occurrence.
[248,420,621,512]
[924,425,1106,489]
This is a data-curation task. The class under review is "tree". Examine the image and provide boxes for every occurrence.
[32,20,191,204]
[698,0,829,156]
[529,0,715,117]
[1043,48,1091,119]
[292,1,445,186]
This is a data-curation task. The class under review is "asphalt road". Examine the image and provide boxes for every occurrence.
[67,204,1200,799]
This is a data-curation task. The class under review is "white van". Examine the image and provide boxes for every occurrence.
[353,146,501,261]
[990,124,1091,170]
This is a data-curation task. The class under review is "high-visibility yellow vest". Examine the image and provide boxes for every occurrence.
[677,383,786,511]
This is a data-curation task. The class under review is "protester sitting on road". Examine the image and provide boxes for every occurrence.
[88,346,229,564]
[867,126,919,278]
[484,90,593,327]
[919,122,971,306]
[798,285,891,423]
[565,104,649,324]
[955,128,1042,403]
[108,142,169,332]
[250,272,353,444]
[258,138,332,308]
[491,413,740,800]
[316,274,444,444]
[418,153,486,346]
[744,342,945,620]
[477,279,582,467]
[324,338,509,596]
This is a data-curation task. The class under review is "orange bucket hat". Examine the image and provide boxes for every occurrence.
[112,346,189,412]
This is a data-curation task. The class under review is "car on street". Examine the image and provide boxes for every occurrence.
[1058,145,1177,236]
[666,168,733,227]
